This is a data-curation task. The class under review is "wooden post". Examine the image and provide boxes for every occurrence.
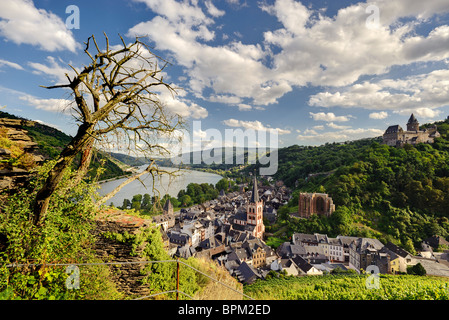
[176,258,180,300]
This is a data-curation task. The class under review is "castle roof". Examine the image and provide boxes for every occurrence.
[407,113,418,124]
[385,125,403,134]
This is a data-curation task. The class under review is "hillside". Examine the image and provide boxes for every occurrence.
[258,119,449,253]
[0,111,126,181]
[244,274,449,300]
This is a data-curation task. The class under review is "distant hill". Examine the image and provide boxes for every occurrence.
[173,146,273,171]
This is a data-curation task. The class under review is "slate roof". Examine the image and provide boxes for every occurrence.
[293,233,317,245]
[290,244,307,256]
[385,125,403,134]
[292,255,313,273]
[384,242,412,258]
[236,261,258,284]
[424,235,449,249]
[198,236,223,250]
[168,231,190,245]
[408,113,418,124]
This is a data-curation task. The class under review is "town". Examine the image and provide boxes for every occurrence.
[151,175,449,284]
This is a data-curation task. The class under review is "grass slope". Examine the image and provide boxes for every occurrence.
[244,274,449,300]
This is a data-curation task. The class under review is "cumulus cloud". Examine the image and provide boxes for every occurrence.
[223,118,291,135]
[309,112,352,122]
[0,0,79,52]
[127,0,449,110]
[205,1,225,17]
[309,69,449,115]
[264,0,449,88]
[128,0,291,107]
[393,107,443,119]
[297,127,384,144]
[158,90,208,119]
[327,122,351,130]
[19,94,73,114]
[369,111,388,119]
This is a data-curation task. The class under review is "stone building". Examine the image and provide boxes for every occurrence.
[382,114,440,147]
[298,193,335,218]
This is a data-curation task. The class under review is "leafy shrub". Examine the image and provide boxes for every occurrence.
[0,161,122,300]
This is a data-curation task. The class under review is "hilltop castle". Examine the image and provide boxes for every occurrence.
[382,114,440,147]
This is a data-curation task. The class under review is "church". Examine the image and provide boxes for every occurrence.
[231,176,265,239]
[382,114,440,147]
[298,193,335,218]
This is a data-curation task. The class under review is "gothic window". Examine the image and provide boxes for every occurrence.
[316,197,325,214]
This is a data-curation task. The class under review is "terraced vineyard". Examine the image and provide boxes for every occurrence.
[244,274,449,300]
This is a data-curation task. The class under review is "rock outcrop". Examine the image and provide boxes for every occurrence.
[0,118,44,192]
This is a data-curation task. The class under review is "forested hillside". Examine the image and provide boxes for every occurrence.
[0,111,125,180]
[260,119,449,252]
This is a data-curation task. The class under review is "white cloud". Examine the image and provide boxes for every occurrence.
[238,103,253,111]
[205,1,225,17]
[297,127,384,144]
[264,0,449,89]
[128,0,291,107]
[159,91,208,119]
[28,56,73,83]
[0,0,79,52]
[0,59,23,70]
[309,112,352,122]
[309,69,449,116]
[303,128,318,135]
[19,94,73,114]
[223,118,291,135]
[393,107,442,119]
[327,122,351,130]
[209,94,242,104]
[369,111,388,119]
[128,0,449,108]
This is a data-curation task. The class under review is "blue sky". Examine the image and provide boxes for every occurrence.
[1,0,449,150]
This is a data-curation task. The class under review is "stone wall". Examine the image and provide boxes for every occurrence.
[93,210,154,298]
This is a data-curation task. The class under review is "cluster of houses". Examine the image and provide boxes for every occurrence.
[151,176,449,284]
[274,233,449,280]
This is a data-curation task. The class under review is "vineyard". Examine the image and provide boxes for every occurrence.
[243,274,449,300]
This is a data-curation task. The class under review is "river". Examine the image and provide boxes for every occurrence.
[97,166,223,206]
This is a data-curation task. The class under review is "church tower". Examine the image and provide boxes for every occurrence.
[247,176,265,239]
[163,199,173,216]
[407,113,419,132]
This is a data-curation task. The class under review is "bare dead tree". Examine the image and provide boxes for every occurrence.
[32,34,183,226]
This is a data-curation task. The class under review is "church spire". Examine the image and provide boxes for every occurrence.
[250,175,259,203]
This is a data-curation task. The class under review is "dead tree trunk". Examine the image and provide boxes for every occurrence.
[32,123,95,226]
[32,34,182,227]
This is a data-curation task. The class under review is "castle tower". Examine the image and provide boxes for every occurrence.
[407,114,419,132]
[247,176,265,239]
